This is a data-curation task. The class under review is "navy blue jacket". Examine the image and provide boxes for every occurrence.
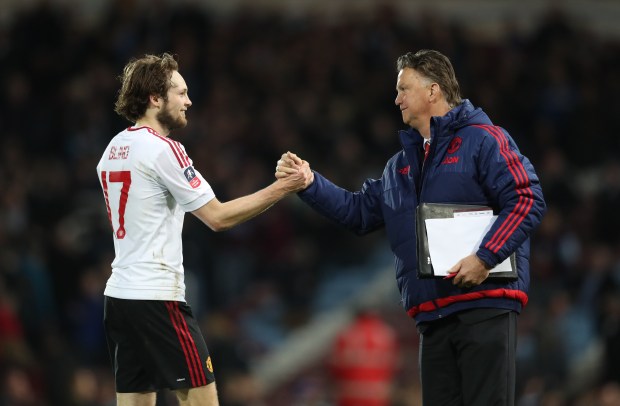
[298,100,546,324]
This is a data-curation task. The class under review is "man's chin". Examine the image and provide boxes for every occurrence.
[168,119,188,131]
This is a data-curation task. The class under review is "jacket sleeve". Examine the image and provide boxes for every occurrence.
[297,171,385,235]
[475,126,547,268]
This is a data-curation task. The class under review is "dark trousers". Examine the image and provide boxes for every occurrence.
[418,309,516,406]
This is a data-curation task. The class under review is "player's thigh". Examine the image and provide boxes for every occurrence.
[106,298,216,394]
[116,391,157,406]
[175,382,219,406]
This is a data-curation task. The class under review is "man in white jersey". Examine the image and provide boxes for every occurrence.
[97,53,312,406]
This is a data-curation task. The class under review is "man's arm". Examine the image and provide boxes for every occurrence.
[277,152,385,235]
[448,128,546,288]
[192,163,312,231]
[475,129,546,268]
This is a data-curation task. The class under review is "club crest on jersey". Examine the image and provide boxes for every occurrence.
[447,136,462,154]
[184,166,201,189]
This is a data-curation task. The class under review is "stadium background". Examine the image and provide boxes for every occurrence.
[1,0,620,404]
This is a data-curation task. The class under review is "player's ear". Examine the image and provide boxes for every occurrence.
[149,94,163,108]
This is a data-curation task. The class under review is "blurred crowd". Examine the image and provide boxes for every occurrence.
[1,1,620,405]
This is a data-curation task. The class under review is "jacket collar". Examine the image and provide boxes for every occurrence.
[398,99,492,148]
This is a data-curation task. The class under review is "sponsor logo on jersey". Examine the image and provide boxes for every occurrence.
[206,356,213,373]
[441,156,460,165]
[184,166,201,189]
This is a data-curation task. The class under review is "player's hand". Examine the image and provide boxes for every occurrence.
[275,152,314,191]
[446,254,490,289]
[275,152,314,183]
[275,151,301,177]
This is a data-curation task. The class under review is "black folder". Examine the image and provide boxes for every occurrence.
[416,202,517,280]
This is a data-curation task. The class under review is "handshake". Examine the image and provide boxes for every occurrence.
[274,151,314,193]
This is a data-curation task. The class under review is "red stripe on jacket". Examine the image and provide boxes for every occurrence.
[406,288,528,318]
[482,125,530,252]
[475,125,534,253]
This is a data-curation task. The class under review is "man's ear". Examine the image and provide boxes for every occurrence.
[149,94,162,108]
[429,83,441,102]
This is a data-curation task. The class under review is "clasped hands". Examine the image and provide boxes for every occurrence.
[274,152,489,289]
[275,151,314,191]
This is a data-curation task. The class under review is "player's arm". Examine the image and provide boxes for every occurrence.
[192,162,312,231]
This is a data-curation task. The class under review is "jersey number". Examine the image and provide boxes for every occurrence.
[101,170,132,239]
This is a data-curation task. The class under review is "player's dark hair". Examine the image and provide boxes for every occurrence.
[114,53,179,123]
[396,49,462,108]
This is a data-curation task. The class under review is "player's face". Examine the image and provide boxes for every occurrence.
[157,70,192,131]
[394,68,433,130]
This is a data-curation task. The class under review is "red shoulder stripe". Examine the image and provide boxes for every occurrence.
[129,126,188,168]
[172,140,190,167]
[152,134,186,168]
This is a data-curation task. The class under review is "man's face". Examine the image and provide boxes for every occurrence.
[394,68,432,130]
[156,70,192,131]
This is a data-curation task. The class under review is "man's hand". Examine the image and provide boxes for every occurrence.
[274,151,314,192]
[275,151,314,189]
[445,254,491,289]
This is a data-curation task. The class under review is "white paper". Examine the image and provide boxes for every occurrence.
[453,209,493,218]
[425,216,513,276]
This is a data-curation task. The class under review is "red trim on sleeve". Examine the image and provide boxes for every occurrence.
[475,125,535,253]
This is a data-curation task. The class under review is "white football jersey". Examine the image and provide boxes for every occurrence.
[96,126,215,301]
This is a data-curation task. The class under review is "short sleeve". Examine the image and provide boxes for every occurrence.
[152,140,215,212]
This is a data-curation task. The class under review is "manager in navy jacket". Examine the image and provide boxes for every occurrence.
[277,49,546,405]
